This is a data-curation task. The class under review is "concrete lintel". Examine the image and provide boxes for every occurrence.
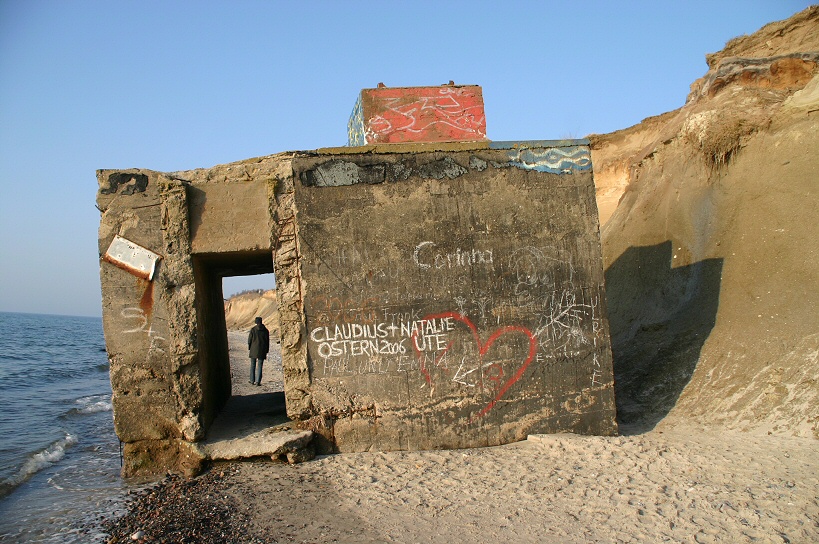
[489,139,591,148]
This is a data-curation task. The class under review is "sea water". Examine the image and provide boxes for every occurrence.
[0,312,128,542]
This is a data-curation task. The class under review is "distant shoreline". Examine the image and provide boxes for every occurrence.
[0,310,102,320]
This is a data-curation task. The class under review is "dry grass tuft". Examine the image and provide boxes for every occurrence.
[683,111,765,172]
[699,117,757,170]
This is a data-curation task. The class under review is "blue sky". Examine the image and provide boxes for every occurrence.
[0,1,812,317]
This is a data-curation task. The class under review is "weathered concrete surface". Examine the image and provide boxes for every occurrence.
[97,141,616,477]
[293,142,615,452]
[198,429,314,464]
[195,390,314,463]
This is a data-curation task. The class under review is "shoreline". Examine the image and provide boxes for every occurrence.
[102,330,819,543]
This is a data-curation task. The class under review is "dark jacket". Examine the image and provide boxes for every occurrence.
[248,324,270,359]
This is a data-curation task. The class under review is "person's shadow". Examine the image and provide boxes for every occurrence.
[604,241,723,432]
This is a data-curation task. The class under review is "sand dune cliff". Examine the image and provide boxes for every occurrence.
[223,289,279,335]
[592,5,819,437]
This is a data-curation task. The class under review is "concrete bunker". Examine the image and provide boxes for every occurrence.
[98,141,618,477]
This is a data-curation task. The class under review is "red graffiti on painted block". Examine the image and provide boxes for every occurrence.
[361,86,487,144]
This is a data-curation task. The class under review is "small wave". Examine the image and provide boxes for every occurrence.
[27,366,81,384]
[0,433,78,497]
[47,476,65,490]
[68,395,112,415]
[0,353,29,363]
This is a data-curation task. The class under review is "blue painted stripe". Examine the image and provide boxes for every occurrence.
[506,146,592,174]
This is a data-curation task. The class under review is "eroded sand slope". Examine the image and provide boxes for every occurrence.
[593,6,819,437]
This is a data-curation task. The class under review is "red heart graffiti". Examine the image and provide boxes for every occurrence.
[411,311,538,420]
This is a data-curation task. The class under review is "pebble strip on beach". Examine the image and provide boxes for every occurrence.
[102,466,271,544]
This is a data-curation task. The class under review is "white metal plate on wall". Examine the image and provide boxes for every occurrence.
[103,235,161,281]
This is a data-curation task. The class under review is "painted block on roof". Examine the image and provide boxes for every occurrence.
[348,85,487,145]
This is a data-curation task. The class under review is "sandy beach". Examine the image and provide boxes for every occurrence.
[222,425,817,543]
[104,335,818,543]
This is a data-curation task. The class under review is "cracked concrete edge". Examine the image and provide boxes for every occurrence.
[194,429,314,461]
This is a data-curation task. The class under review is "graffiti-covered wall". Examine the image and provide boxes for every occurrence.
[97,140,616,476]
[293,140,616,451]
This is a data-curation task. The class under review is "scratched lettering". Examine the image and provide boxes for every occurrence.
[413,241,494,271]
[320,354,419,377]
[120,307,166,357]
[508,246,574,297]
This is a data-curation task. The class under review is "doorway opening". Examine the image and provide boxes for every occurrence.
[192,250,290,442]
[222,272,282,395]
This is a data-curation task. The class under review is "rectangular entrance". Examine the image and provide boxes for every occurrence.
[192,251,280,431]
[222,273,281,393]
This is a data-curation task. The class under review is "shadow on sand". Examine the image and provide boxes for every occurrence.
[604,241,723,433]
[205,391,290,443]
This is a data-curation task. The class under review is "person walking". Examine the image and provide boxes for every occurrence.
[248,317,269,386]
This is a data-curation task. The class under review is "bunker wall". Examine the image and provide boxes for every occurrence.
[292,144,616,451]
[97,143,617,476]
[97,171,206,475]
